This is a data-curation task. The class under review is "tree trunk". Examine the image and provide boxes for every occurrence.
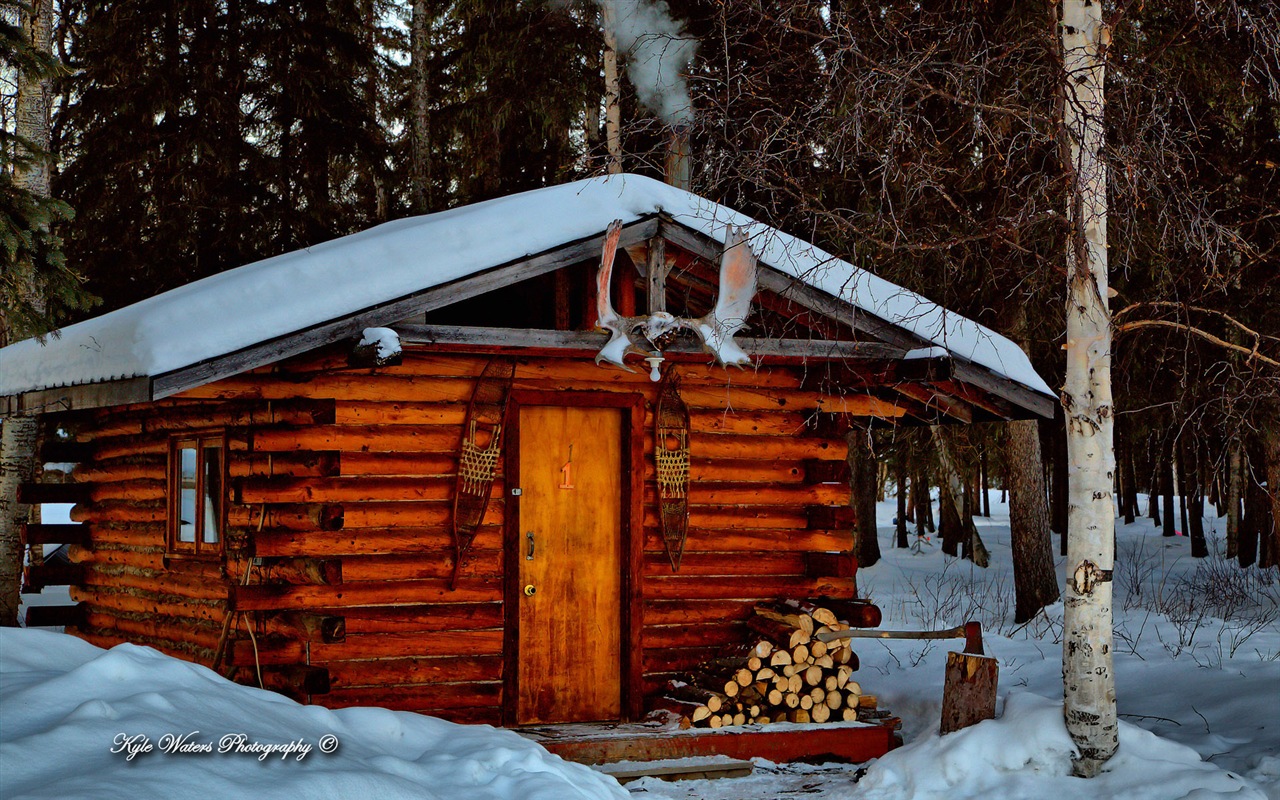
[409,0,432,213]
[847,428,880,567]
[0,417,39,625]
[1260,406,1280,569]
[1161,435,1176,537]
[934,427,988,566]
[1188,439,1207,559]
[1006,419,1060,622]
[2,0,54,625]
[601,6,622,175]
[895,452,909,549]
[1051,414,1069,555]
[1061,0,1118,776]
[1177,445,1189,540]
[1120,423,1138,525]
[980,443,991,517]
[1226,436,1242,559]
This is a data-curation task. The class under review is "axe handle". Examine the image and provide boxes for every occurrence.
[816,621,984,655]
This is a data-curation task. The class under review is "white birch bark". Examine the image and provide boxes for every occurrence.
[1,0,54,624]
[601,5,623,175]
[1061,0,1118,776]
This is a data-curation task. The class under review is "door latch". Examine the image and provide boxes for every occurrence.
[523,584,537,597]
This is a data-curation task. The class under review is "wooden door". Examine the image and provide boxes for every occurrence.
[516,405,624,724]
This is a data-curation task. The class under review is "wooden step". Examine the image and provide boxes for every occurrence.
[593,755,753,784]
[518,718,896,765]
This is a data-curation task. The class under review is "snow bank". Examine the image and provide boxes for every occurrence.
[851,693,1265,800]
[0,629,625,800]
[0,174,1052,400]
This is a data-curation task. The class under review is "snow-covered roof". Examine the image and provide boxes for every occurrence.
[0,174,1053,402]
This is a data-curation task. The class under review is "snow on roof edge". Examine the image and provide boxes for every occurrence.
[0,174,1054,401]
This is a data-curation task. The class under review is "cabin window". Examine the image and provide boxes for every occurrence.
[168,434,225,557]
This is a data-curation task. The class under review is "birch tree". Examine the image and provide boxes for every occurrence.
[1060,0,1118,776]
[1,0,54,626]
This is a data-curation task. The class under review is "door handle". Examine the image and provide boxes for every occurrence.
[526,530,535,561]
[524,584,537,597]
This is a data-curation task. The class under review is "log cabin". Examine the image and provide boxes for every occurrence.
[0,174,1053,743]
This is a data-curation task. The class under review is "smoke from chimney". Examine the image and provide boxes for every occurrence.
[596,0,697,127]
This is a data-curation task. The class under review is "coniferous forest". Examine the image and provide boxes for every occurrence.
[2,2,1278,615]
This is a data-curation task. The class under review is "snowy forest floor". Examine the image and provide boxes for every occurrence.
[630,493,1280,800]
[7,496,1279,800]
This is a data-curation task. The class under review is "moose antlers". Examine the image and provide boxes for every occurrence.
[594,220,758,375]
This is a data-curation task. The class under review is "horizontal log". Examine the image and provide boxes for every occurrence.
[258,665,331,696]
[643,599,756,626]
[227,636,307,667]
[687,409,810,436]
[226,503,345,531]
[334,402,469,427]
[657,508,809,532]
[645,622,748,649]
[687,433,846,462]
[325,655,502,688]
[21,523,90,546]
[645,575,855,601]
[336,452,458,477]
[309,629,503,661]
[87,479,165,503]
[182,373,477,403]
[687,482,847,507]
[806,505,856,530]
[687,459,804,484]
[232,451,343,479]
[642,646,726,676]
[250,425,462,454]
[258,557,343,585]
[251,526,501,558]
[83,610,224,652]
[273,612,346,643]
[23,563,84,592]
[340,552,501,582]
[804,551,858,579]
[66,456,165,483]
[79,522,165,548]
[66,546,163,570]
[76,626,213,664]
[817,598,883,629]
[645,528,851,552]
[679,386,904,417]
[642,551,806,577]
[803,459,850,485]
[324,682,502,711]
[41,440,96,462]
[339,602,503,634]
[80,567,229,602]
[232,579,499,611]
[24,604,86,627]
[339,501,501,530]
[70,500,164,525]
[18,482,92,504]
[70,586,227,622]
[237,476,457,504]
[79,398,336,438]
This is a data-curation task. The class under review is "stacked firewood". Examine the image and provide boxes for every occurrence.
[659,600,891,728]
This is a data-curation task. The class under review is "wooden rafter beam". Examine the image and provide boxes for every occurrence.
[892,383,974,424]
[392,325,907,361]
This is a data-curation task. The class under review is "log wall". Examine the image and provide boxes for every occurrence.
[51,346,860,723]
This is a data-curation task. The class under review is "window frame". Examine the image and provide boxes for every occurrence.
[166,431,227,559]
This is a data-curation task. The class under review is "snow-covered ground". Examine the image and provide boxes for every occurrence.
[632,494,1280,800]
[6,495,1277,799]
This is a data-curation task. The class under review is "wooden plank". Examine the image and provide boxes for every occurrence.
[529,721,896,765]
[151,217,661,400]
[21,523,90,545]
[644,575,855,601]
